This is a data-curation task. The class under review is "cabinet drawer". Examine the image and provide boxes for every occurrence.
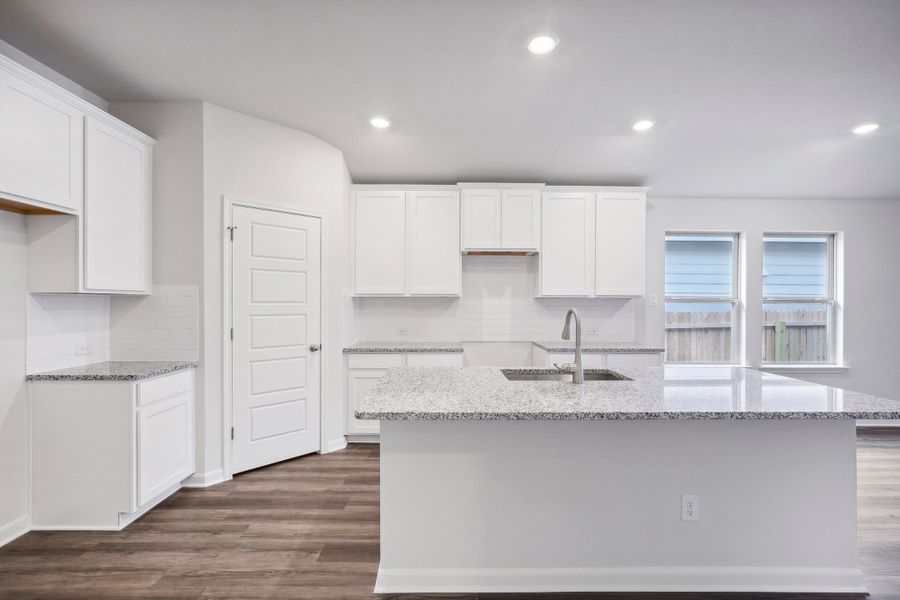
[348,354,404,369]
[606,353,663,368]
[406,353,464,367]
[138,370,193,407]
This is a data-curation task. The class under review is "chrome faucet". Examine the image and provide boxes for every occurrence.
[554,308,584,384]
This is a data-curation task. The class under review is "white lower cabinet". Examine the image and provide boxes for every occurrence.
[346,352,464,436]
[532,347,663,368]
[30,369,195,530]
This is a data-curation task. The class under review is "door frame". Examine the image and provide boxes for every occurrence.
[221,195,326,480]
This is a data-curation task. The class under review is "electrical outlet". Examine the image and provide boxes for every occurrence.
[681,494,699,521]
[75,343,92,356]
[396,327,409,336]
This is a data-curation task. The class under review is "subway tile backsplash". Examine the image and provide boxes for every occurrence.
[26,285,200,374]
[355,256,636,342]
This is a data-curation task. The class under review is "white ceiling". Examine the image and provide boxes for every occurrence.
[1,0,898,199]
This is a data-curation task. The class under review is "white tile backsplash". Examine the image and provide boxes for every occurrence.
[355,256,636,342]
[109,285,200,361]
[26,285,200,374]
[26,294,110,374]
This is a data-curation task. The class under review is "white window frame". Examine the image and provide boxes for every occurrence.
[761,232,840,367]
[664,232,743,365]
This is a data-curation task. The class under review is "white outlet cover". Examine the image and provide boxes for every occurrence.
[681,494,699,522]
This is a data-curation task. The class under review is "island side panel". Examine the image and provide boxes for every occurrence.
[377,419,862,593]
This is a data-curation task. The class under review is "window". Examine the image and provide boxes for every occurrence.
[762,234,835,364]
[665,234,740,363]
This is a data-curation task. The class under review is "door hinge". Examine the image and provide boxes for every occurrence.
[230,327,234,341]
[227,226,236,241]
[231,426,235,440]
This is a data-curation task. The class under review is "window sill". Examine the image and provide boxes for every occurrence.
[759,364,849,375]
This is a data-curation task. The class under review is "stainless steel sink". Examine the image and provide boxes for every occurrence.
[501,369,632,382]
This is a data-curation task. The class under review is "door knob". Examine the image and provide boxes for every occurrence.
[309,344,321,352]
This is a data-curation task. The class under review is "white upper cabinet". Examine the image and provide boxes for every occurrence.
[461,189,501,249]
[500,189,540,250]
[0,70,84,213]
[540,192,595,296]
[354,188,461,297]
[595,191,646,297]
[540,189,647,298]
[408,190,461,296]
[83,117,151,293]
[354,190,407,295]
[461,187,541,251]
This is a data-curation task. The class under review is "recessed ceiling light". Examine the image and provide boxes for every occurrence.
[370,117,391,129]
[851,122,879,135]
[527,35,558,55]
[633,120,655,132]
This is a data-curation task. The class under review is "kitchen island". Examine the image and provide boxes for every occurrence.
[357,366,900,595]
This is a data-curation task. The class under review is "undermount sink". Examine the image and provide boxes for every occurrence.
[501,369,632,382]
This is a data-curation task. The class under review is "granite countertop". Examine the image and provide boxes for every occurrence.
[343,342,464,353]
[26,361,198,382]
[356,365,900,421]
[532,341,665,353]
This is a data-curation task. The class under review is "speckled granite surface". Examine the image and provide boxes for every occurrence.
[343,342,463,353]
[27,361,198,382]
[532,341,665,353]
[356,366,900,420]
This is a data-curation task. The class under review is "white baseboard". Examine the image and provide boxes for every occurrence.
[323,436,348,453]
[374,566,867,594]
[182,468,227,488]
[0,515,30,548]
[346,434,380,444]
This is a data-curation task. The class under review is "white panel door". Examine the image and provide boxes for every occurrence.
[0,71,84,211]
[501,189,540,250]
[408,190,460,295]
[461,189,501,249]
[540,193,595,296]
[83,116,150,292]
[232,205,321,474]
[595,192,646,296]
[354,191,406,294]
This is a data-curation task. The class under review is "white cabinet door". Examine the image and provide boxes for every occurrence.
[137,388,193,506]
[406,353,465,367]
[83,116,151,292]
[462,189,501,250]
[0,71,84,212]
[540,192,595,296]
[595,192,646,296]
[408,190,461,295]
[347,369,386,435]
[606,353,662,368]
[354,191,407,295]
[501,189,540,250]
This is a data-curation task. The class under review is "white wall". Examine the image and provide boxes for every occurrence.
[357,255,636,342]
[0,211,29,544]
[201,103,353,476]
[641,197,900,400]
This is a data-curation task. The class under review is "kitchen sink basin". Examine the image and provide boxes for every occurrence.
[501,369,632,382]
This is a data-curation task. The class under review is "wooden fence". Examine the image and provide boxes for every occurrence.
[666,308,828,363]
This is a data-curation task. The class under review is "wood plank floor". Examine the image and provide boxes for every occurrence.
[1,429,898,600]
